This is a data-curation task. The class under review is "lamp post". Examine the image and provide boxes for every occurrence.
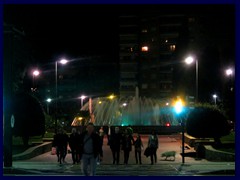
[80,95,87,110]
[226,68,233,92]
[213,94,217,105]
[185,56,198,102]
[32,69,40,92]
[174,98,184,163]
[46,98,52,114]
[55,59,68,134]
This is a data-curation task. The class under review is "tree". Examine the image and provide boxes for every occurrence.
[186,107,230,145]
[12,92,45,146]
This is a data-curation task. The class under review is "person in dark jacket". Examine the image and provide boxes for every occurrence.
[109,126,122,164]
[53,129,69,164]
[79,123,103,176]
[134,133,143,164]
[121,128,134,165]
[69,128,80,164]
[148,130,158,165]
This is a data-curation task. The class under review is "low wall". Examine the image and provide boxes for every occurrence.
[205,145,235,162]
[13,142,52,161]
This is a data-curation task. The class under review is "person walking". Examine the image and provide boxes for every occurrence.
[98,126,105,146]
[134,133,143,164]
[53,129,69,164]
[69,128,80,164]
[148,130,158,165]
[109,126,122,165]
[79,123,103,176]
[121,128,134,165]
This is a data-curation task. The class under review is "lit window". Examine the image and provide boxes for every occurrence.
[170,45,176,51]
[130,47,133,52]
[142,29,148,33]
[141,46,149,52]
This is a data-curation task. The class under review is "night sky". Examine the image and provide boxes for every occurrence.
[4,4,235,100]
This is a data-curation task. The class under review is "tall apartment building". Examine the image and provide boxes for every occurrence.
[119,13,187,99]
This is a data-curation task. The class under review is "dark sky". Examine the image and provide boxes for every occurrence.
[4,4,235,100]
[4,4,234,63]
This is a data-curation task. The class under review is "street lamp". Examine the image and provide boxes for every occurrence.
[185,56,198,102]
[213,94,217,105]
[80,95,87,109]
[32,69,40,92]
[55,59,68,133]
[225,68,234,92]
[46,98,52,114]
[174,98,185,163]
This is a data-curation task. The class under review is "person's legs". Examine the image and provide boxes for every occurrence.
[71,149,76,164]
[56,147,60,162]
[116,150,120,164]
[138,151,142,164]
[135,150,138,164]
[89,155,97,176]
[154,148,157,163]
[81,154,90,176]
[150,148,154,164]
[111,149,116,164]
[123,150,127,164]
[126,150,130,164]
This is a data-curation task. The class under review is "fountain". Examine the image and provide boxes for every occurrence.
[80,87,179,126]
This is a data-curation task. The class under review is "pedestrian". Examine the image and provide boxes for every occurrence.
[109,126,122,165]
[121,128,134,165]
[69,128,80,164]
[107,125,111,145]
[99,126,105,146]
[79,122,103,176]
[134,133,143,164]
[148,130,158,165]
[53,129,69,164]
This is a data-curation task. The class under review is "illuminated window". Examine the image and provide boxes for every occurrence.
[141,46,149,52]
[170,45,176,51]
[130,47,133,52]
[142,29,148,33]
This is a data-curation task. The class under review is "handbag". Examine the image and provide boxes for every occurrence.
[144,147,151,157]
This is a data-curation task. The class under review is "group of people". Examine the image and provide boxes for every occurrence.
[53,123,103,176]
[52,123,159,176]
[108,126,159,165]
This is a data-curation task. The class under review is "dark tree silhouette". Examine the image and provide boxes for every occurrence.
[12,92,45,146]
[186,107,230,145]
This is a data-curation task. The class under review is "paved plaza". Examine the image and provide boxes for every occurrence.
[4,134,235,176]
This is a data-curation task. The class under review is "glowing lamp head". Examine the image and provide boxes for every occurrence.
[185,56,194,64]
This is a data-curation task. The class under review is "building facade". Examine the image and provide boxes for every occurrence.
[119,13,188,99]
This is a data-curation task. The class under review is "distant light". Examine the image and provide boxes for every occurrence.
[80,95,87,100]
[166,102,169,106]
[213,94,217,98]
[59,59,68,64]
[123,103,127,107]
[226,69,233,76]
[165,40,168,43]
[78,117,83,120]
[46,98,52,103]
[166,123,171,127]
[141,46,149,52]
[185,56,194,64]
[33,70,40,76]
[108,95,115,100]
[98,101,102,104]
[174,99,183,114]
